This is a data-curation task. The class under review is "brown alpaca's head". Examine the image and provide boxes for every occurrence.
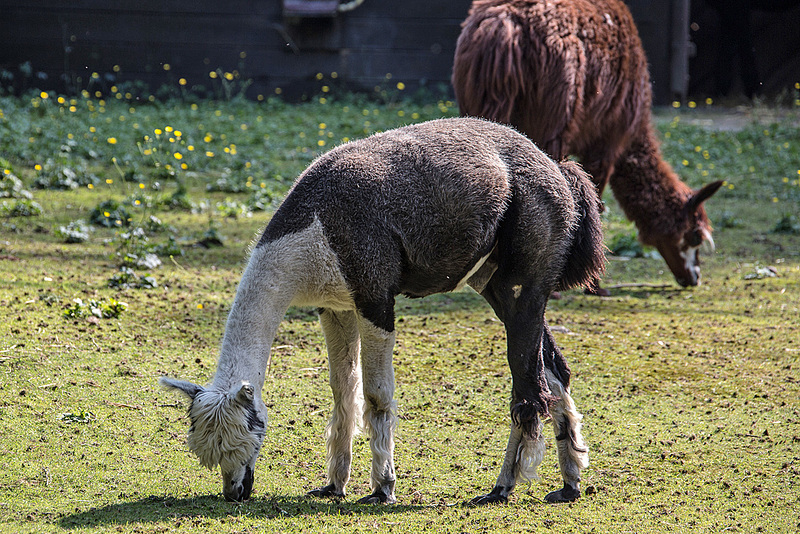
[647,181,724,287]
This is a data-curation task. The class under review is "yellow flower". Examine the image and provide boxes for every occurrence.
[34,164,42,171]
[139,183,146,189]
[107,137,117,144]
[89,126,96,133]
[672,101,680,108]
[163,63,171,71]
[197,303,204,309]
[209,71,218,79]
[40,91,48,99]
[173,152,183,160]
[206,151,214,157]
[154,128,162,135]
[165,126,173,133]
[87,184,94,189]
[106,179,113,184]
[204,134,213,143]
[179,78,187,86]
[174,130,182,137]
[396,82,405,91]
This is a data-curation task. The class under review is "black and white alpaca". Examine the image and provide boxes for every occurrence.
[160,117,605,505]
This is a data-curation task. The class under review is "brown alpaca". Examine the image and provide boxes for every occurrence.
[452,0,723,288]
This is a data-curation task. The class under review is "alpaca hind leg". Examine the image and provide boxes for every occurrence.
[309,308,363,499]
[543,368,588,503]
[356,313,397,504]
[470,419,546,505]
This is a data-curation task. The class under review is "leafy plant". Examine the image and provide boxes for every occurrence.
[62,297,127,319]
[89,199,131,227]
[607,230,644,257]
[0,198,42,217]
[108,266,158,289]
[771,213,800,235]
[55,219,91,243]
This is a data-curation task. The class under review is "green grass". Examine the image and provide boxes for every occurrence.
[1,90,799,533]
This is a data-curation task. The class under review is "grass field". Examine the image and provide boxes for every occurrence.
[1,87,799,533]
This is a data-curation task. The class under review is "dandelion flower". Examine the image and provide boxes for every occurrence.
[139,183,146,189]
[155,128,162,135]
[106,179,113,184]
[107,137,117,144]
[40,91,48,99]
[173,152,183,160]
[34,164,42,171]
[206,151,214,157]
[397,82,405,90]
[197,303,204,309]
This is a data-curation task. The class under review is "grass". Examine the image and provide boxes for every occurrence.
[0,87,799,533]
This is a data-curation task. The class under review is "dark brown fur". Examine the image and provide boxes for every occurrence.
[453,0,723,287]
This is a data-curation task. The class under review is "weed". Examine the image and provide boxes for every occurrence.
[62,297,127,319]
[55,219,91,243]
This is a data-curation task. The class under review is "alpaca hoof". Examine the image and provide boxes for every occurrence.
[544,484,581,503]
[308,484,345,499]
[469,486,509,506]
[357,490,395,504]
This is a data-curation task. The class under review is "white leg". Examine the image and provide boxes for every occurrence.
[471,418,545,504]
[309,309,363,498]
[544,368,588,503]
[356,314,397,504]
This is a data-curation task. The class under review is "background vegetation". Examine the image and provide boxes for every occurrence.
[1,82,799,533]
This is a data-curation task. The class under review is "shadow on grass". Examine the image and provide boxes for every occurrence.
[58,493,426,529]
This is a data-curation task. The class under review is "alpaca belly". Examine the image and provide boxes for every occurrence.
[399,247,495,298]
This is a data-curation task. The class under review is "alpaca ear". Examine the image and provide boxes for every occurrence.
[159,377,204,400]
[235,382,255,405]
[687,180,724,213]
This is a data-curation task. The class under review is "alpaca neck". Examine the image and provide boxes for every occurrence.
[608,128,690,244]
[211,245,296,394]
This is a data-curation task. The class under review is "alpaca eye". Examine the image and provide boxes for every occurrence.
[687,230,703,247]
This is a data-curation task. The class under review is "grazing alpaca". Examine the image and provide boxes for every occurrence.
[452,0,724,288]
[160,117,604,505]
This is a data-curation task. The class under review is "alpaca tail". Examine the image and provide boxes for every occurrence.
[555,160,606,291]
[452,8,525,123]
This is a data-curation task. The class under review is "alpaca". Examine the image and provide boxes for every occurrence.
[452,0,724,289]
[160,117,605,505]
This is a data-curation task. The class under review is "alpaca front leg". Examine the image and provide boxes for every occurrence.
[544,369,588,503]
[309,309,363,499]
[356,314,397,504]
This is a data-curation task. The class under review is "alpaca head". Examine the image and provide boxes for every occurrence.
[160,377,267,501]
[648,180,724,287]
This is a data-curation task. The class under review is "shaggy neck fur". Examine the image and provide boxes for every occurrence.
[212,217,352,394]
[608,128,700,246]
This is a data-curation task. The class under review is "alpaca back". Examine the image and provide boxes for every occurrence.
[453,0,651,161]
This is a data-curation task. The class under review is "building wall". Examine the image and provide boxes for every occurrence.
[2,1,797,103]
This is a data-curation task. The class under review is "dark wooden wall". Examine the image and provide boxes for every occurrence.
[1,0,798,104]
[689,0,800,100]
[0,0,473,100]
